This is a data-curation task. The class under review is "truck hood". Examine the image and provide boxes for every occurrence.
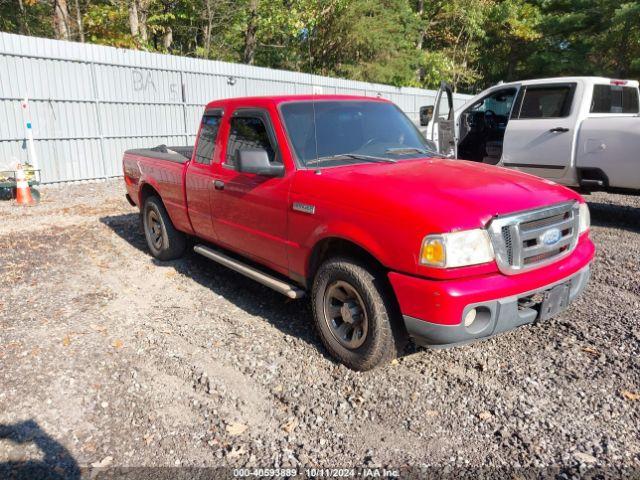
[295,157,582,232]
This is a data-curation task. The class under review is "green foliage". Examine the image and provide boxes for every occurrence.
[2,0,639,92]
[83,3,136,48]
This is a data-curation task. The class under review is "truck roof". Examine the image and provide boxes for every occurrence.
[205,94,391,110]
[494,76,640,89]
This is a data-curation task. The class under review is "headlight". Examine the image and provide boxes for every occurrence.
[420,229,494,268]
[578,203,590,234]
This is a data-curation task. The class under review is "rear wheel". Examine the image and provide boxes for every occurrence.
[142,195,186,260]
[311,257,406,371]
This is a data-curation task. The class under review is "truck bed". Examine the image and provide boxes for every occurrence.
[576,116,640,190]
[124,145,193,164]
[123,144,194,235]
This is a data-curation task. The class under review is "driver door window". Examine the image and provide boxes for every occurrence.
[467,89,517,122]
[225,116,277,168]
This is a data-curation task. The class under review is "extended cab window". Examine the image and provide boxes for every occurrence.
[226,116,277,167]
[516,85,574,119]
[590,85,640,114]
[194,114,221,165]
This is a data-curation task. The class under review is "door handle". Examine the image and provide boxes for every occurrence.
[213,180,225,190]
[549,127,569,133]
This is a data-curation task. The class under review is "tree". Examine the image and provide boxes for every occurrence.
[53,0,71,39]
[1,0,639,92]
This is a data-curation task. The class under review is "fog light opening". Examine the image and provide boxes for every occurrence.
[464,308,477,327]
[464,305,493,334]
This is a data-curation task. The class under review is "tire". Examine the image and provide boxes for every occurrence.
[142,195,186,260]
[311,257,407,371]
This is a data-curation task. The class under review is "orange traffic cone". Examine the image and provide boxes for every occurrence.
[15,164,35,206]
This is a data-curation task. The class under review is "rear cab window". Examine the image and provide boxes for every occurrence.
[194,112,222,164]
[590,84,640,114]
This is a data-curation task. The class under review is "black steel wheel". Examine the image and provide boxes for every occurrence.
[142,195,186,260]
[312,257,407,371]
[146,207,164,251]
[323,280,369,349]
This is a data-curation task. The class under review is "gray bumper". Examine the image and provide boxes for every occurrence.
[404,266,591,348]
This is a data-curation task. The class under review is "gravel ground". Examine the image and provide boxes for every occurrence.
[0,180,638,479]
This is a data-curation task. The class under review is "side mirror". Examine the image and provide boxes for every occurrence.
[419,105,434,126]
[236,149,284,177]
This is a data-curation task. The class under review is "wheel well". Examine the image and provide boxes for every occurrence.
[577,167,609,189]
[307,237,385,287]
[139,183,159,206]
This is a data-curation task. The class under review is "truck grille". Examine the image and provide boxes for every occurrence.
[488,202,580,275]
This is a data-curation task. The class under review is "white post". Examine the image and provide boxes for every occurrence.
[21,97,39,171]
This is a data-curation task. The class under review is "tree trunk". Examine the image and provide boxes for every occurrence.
[17,0,30,35]
[163,26,173,50]
[243,0,258,64]
[415,0,424,50]
[414,0,428,84]
[74,0,85,42]
[138,0,148,42]
[53,0,71,40]
[129,0,149,43]
[129,0,139,37]
[204,0,213,56]
[506,43,518,81]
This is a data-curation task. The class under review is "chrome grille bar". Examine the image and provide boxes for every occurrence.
[487,201,580,275]
[519,217,575,241]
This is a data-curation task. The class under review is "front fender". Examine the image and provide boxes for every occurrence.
[304,220,392,270]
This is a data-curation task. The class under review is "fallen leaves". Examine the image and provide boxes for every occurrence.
[621,390,640,401]
[574,452,597,464]
[282,417,298,434]
[91,456,113,468]
[62,335,71,347]
[582,346,600,357]
[225,422,247,436]
[111,339,124,349]
[478,411,493,421]
[90,324,108,335]
[83,441,97,454]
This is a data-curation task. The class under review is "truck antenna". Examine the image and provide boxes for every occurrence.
[306,25,320,167]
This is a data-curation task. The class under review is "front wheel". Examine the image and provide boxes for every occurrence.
[311,257,406,371]
[142,195,186,260]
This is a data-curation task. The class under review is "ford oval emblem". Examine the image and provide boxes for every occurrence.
[541,228,561,246]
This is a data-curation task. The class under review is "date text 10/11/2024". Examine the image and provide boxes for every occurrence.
[232,468,401,478]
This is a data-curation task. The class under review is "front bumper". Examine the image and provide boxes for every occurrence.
[403,266,590,347]
[389,235,595,347]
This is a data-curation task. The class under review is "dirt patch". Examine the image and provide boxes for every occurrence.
[0,180,638,477]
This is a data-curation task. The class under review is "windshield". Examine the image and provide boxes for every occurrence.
[280,100,438,167]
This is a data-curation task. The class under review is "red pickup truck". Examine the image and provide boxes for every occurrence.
[123,95,595,370]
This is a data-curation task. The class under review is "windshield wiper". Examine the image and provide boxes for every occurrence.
[385,147,431,155]
[385,147,445,158]
[306,153,396,166]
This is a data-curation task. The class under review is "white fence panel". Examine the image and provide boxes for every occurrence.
[0,32,471,183]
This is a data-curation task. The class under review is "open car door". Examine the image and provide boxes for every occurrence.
[430,82,457,157]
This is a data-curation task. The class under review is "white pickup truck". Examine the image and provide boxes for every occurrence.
[422,77,640,194]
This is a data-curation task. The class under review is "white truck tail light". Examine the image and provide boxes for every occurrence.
[610,79,628,86]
